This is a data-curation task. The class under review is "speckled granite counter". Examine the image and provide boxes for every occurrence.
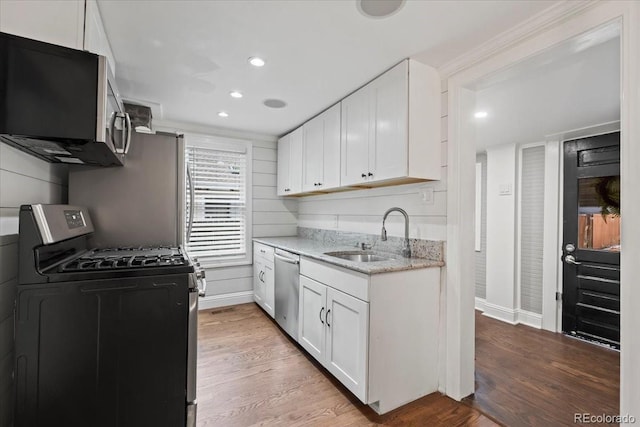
[253,236,444,275]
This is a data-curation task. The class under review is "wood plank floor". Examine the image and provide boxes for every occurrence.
[464,310,620,426]
[197,303,497,427]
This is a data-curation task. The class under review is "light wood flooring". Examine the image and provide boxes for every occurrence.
[196,303,619,426]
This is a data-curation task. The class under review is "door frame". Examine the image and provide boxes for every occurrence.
[443,3,640,418]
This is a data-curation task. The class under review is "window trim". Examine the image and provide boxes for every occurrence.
[183,133,253,269]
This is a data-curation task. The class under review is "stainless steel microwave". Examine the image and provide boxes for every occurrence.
[0,31,131,166]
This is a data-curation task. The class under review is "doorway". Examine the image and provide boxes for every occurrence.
[562,132,620,349]
[444,1,640,417]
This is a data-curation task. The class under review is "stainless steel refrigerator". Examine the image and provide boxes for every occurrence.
[68,131,185,248]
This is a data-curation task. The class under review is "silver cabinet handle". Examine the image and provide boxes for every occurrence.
[319,307,325,324]
[326,309,331,327]
[565,255,582,265]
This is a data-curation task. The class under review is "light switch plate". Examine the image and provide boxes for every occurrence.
[422,188,434,204]
[499,184,512,196]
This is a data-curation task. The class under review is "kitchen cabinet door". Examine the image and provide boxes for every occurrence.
[370,61,409,182]
[325,287,369,402]
[298,276,327,363]
[84,0,116,76]
[263,263,275,318]
[0,0,85,50]
[302,116,324,192]
[277,134,291,196]
[277,128,303,195]
[289,127,303,194]
[253,257,265,306]
[302,103,341,192]
[340,87,371,186]
[321,103,341,190]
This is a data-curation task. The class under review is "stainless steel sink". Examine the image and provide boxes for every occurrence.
[323,251,394,263]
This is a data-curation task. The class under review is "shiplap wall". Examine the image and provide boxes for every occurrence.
[0,144,68,426]
[297,88,448,241]
[202,139,297,300]
[475,153,487,299]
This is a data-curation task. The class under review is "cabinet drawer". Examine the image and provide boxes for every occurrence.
[300,258,369,302]
[253,242,274,264]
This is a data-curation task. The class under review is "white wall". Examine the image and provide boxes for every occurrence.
[484,144,517,322]
[154,120,298,308]
[0,144,68,426]
[298,89,449,242]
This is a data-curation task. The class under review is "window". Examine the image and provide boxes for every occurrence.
[184,134,252,267]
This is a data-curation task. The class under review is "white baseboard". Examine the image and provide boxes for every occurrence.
[516,309,543,329]
[480,301,543,329]
[198,291,254,310]
[482,301,518,324]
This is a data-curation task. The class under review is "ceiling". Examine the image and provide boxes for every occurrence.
[97,0,558,137]
[474,25,620,150]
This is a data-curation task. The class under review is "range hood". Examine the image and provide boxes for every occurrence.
[0,32,128,167]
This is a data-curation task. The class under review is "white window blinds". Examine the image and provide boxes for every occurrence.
[185,142,250,264]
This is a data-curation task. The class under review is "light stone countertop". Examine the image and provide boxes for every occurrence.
[253,236,444,275]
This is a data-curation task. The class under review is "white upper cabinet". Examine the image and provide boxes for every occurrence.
[340,85,371,187]
[369,61,409,182]
[277,127,303,196]
[0,0,116,76]
[84,0,117,76]
[341,59,441,187]
[302,103,341,192]
[0,0,85,49]
[276,58,440,196]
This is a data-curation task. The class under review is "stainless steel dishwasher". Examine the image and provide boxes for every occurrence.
[274,248,300,341]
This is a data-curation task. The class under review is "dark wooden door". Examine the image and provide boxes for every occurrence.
[562,132,620,349]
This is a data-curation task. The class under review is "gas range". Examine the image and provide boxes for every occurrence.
[16,204,201,427]
[19,205,198,284]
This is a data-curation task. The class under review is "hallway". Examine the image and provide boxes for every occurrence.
[466,311,620,426]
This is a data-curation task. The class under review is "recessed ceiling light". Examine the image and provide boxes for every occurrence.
[218,111,229,118]
[230,91,243,99]
[358,0,405,18]
[474,111,488,119]
[248,57,265,67]
[263,99,287,109]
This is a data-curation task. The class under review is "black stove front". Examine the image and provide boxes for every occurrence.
[15,205,199,427]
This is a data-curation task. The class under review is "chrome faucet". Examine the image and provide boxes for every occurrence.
[381,207,411,258]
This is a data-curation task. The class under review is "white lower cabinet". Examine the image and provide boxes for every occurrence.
[299,276,369,401]
[253,243,275,317]
[253,257,265,305]
[299,276,326,361]
[298,257,440,415]
[325,287,369,401]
